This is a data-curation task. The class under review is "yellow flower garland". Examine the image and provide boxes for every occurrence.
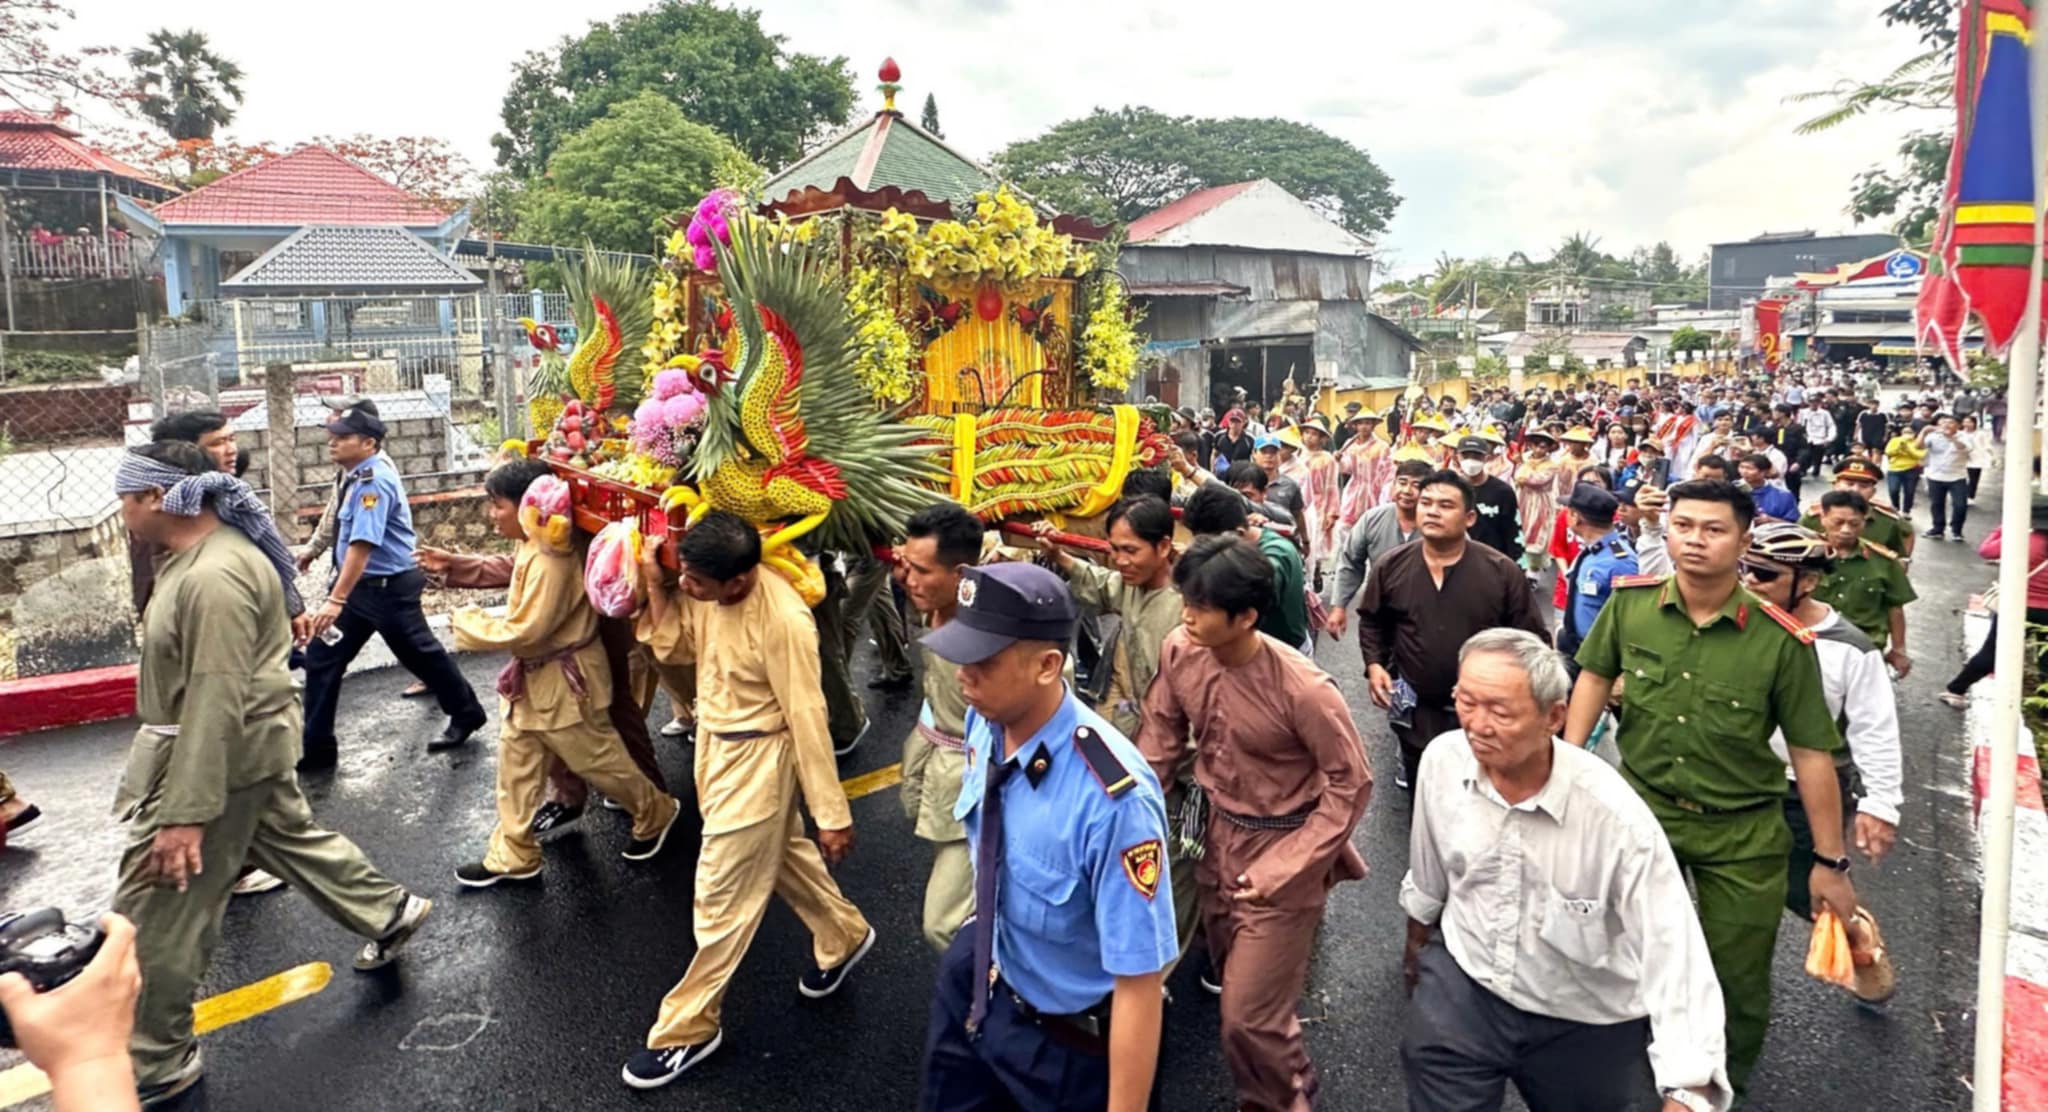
[847,264,919,404]
[867,187,1092,287]
[1077,277,1143,393]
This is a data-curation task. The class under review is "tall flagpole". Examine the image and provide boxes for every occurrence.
[1971,7,2047,1107]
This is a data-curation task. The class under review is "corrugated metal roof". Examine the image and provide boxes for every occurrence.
[1125,181,1257,243]
[155,146,448,227]
[1125,279,1249,297]
[1126,180,1370,257]
[0,111,174,190]
[221,225,481,292]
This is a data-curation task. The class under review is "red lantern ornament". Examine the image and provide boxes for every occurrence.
[975,285,1004,322]
[879,57,901,83]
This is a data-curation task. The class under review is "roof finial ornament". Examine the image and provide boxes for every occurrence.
[878,57,902,115]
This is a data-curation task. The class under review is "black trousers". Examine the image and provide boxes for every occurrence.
[301,567,483,760]
[920,931,1164,1111]
[1400,945,1661,1112]
[1393,704,1462,792]
[1782,764,1856,921]
[1948,608,2048,696]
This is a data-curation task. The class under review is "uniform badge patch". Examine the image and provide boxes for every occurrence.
[958,577,977,607]
[1121,840,1163,900]
[360,492,379,510]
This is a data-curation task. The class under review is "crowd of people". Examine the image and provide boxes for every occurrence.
[0,361,2008,1112]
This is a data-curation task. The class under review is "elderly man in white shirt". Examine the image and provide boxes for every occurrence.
[1399,628,1730,1112]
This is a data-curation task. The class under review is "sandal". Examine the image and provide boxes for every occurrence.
[1938,692,1968,709]
[1846,907,1897,1005]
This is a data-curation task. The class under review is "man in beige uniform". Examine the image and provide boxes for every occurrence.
[449,461,681,885]
[111,443,430,1105]
[623,511,875,1090]
[1033,496,1197,955]
[896,503,983,952]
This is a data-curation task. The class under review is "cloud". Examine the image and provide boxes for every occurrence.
[52,0,1934,277]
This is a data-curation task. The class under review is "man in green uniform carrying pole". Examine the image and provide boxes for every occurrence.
[1565,478,1858,1104]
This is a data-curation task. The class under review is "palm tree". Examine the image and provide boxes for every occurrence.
[128,29,244,142]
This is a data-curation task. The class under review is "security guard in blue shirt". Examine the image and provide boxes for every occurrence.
[300,403,484,771]
[1556,482,1638,664]
[918,562,1179,1112]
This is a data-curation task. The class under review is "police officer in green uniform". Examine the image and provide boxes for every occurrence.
[1809,489,1917,673]
[1800,458,1912,561]
[1565,478,1858,1102]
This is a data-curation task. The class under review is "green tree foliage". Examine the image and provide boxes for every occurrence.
[992,106,1400,237]
[517,92,757,254]
[1409,240,1705,333]
[920,93,943,138]
[127,28,243,141]
[1793,0,1957,240]
[493,0,853,179]
[1667,326,1716,355]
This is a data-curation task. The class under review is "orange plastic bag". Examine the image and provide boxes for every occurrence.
[1803,908,1856,988]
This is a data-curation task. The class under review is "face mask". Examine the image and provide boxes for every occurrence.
[1459,457,1486,477]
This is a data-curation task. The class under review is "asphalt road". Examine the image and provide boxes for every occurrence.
[0,490,1991,1111]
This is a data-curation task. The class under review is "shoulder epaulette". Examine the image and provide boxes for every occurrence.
[1613,574,1665,589]
[1805,502,1822,517]
[1756,599,1816,643]
[1870,503,1902,519]
[1073,725,1136,798]
[1861,539,1900,560]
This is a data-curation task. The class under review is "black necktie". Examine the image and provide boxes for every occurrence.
[967,759,1016,1033]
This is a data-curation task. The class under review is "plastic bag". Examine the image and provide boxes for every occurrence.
[585,519,644,618]
[1803,907,1856,988]
[519,475,575,555]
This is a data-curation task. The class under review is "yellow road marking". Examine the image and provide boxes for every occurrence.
[841,762,904,800]
[0,962,331,1108]
[0,767,905,1107]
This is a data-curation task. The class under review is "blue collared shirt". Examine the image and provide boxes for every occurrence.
[955,687,1179,1013]
[1752,482,1799,522]
[1562,528,1638,651]
[333,452,418,577]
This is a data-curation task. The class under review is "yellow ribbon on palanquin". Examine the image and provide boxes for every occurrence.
[1072,405,1139,518]
[951,412,977,503]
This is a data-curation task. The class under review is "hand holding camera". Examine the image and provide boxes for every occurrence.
[0,909,138,1088]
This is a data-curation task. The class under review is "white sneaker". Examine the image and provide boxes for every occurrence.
[232,868,286,896]
[660,717,693,738]
[354,894,431,971]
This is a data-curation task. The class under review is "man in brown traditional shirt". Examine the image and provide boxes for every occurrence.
[1359,469,1546,792]
[1138,534,1373,1112]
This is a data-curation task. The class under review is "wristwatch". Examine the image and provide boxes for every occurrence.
[1662,1087,1715,1112]
[1810,850,1853,874]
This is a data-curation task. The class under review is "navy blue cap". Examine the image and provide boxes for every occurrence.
[1564,482,1619,520]
[920,562,1078,664]
[325,403,386,441]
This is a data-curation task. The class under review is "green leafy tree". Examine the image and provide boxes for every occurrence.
[920,93,942,137]
[518,92,756,254]
[1667,326,1716,355]
[993,106,1400,236]
[127,28,243,141]
[493,0,853,179]
[1792,0,1957,240]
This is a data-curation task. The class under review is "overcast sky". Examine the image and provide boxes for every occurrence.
[58,0,1941,277]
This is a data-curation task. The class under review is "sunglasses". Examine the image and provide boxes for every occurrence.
[1737,560,1785,584]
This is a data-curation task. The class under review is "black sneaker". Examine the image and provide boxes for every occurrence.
[454,861,541,888]
[621,801,680,862]
[530,801,584,837]
[798,926,876,998]
[867,673,913,691]
[296,746,338,774]
[621,1032,722,1090]
[1924,528,1945,539]
[354,894,431,971]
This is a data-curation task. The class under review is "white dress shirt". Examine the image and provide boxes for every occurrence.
[1768,606,1904,825]
[1400,732,1732,1109]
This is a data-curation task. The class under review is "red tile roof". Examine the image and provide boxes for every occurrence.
[153,146,449,227]
[1125,180,1258,244]
[0,111,174,190]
